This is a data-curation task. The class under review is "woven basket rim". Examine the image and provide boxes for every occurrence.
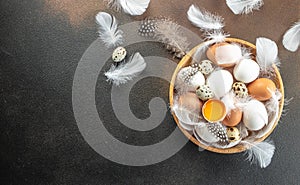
[169,38,285,154]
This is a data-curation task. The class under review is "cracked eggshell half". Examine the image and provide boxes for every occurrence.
[233,59,260,83]
[206,43,242,67]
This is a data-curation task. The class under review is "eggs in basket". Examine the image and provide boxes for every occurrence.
[169,38,284,154]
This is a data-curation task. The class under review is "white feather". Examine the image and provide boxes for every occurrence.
[96,12,124,48]
[106,0,150,16]
[265,89,282,114]
[204,30,229,42]
[256,37,279,72]
[187,5,224,31]
[105,52,146,86]
[120,0,150,15]
[243,140,275,168]
[241,44,252,59]
[171,103,203,126]
[237,123,249,138]
[283,20,300,52]
[226,0,264,14]
[221,91,237,115]
[191,43,210,64]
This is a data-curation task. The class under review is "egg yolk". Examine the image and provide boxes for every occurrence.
[202,100,226,122]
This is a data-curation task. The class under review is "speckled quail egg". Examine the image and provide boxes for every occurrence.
[232,82,248,98]
[199,60,214,75]
[226,127,241,142]
[112,47,127,62]
[196,85,214,101]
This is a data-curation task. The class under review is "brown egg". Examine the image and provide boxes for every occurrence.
[206,42,242,67]
[248,78,276,101]
[222,108,243,127]
[178,92,203,114]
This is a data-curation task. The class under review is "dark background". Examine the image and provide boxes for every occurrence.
[1,0,300,184]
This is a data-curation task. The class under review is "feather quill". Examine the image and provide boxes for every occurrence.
[226,0,264,14]
[96,12,124,48]
[256,37,280,73]
[105,0,150,16]
[187,5,224,31]
[243,140,275,168]
[282,20,300,52]
[105,52,146,86]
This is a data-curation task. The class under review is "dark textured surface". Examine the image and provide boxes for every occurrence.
[1,0,300,184]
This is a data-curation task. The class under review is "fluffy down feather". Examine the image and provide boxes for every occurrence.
[243,140,275,168]
[282,20,300,52]
[105,52,146,86]
[256,37,280,72]
[96,12,124,48]
[226,0,264,14]
[187,4,224,31]
[105,0,150,16]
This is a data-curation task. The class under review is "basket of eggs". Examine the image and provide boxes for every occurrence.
[169,38,284,154]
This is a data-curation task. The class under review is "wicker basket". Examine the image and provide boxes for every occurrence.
[169,38,284,154]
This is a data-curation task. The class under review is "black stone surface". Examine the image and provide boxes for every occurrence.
[1,0,300,184]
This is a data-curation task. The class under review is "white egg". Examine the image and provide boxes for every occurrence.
[194,125,219,143]
[207,70,233,98]
[233,59,260,83]
[215,44,242,67]
[176,67,205,92]
[243,100,268,131]
[190,72,205,88]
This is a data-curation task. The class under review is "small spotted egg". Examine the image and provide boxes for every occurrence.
[232,82,248,98]
[112,47,127,62]
[199,60,214,75]
[226,127,241,142]
[196,85,214,101]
